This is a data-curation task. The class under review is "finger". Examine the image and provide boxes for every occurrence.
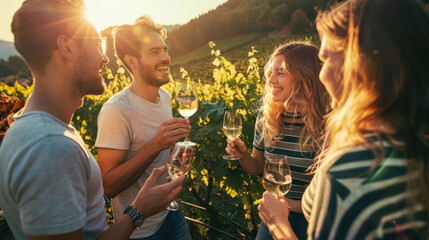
[225,147,234,155]
[169,183,183,199]
[169,128,191,137]
[163,118,190,125]
[259,209,268,223]
[277,195,286,201]
[163,175,185,190]
[161,123,191,134]
[263,191,275,200]
[145,166,167,187]
[171,133,191,143]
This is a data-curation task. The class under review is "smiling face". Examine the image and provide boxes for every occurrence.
[318,35,345,104]
[137,31,171,88]
[267,55,294,103]
[74,24,109,96]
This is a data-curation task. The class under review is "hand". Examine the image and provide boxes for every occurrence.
[151,118,191,151]
[225,138,249,159]
[132,166,185,218]
[258,192,297,240]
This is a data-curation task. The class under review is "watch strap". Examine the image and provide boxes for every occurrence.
[123,205,144,228]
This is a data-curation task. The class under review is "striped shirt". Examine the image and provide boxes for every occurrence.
[253,111,317,200]
[302,136,429,240]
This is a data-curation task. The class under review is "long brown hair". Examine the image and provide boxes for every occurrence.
[257,41,330,151]
[316,0,429,213]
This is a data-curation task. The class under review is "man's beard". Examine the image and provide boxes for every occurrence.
[74,56,106,96]
[138,60,170,88]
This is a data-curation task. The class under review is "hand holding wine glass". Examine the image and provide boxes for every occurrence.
[166,143,195,210]
[262,154,292,197]
[223,110,242,160]
[175,81,198,147]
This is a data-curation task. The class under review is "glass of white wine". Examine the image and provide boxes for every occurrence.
[175,81,198,147]
[222,110,242,160]
[166,143,195,211]
[262,154,292,197]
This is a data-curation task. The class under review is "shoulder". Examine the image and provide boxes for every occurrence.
[104,88,134,108]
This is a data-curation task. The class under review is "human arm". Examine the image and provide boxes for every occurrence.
[28,167,185,240]
[98,118,190,198]
[286,198,303,214]
[258,192,298,240]
[226,138,265,175]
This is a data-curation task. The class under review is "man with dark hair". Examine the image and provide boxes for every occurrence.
[0,1,185,239]
[95,16,192,239]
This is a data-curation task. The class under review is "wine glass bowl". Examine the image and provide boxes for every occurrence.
[167,145,195,180]
[262,154,292,197]
[166,143,195,210]
[223,110,242,160]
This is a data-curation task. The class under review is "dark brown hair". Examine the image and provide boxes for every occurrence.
[113,16,167,74]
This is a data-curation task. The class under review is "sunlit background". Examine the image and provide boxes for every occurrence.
[0,0,227,42]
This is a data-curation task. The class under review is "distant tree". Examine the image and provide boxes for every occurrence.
[0,60,15,77]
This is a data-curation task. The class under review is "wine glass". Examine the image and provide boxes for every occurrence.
[222,110,242,160]
[175,81,198,147]
[166,143,195,211]
[262,154,292,197]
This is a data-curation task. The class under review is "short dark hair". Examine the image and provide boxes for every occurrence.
[12,0,88,72]
[113,16,167,74]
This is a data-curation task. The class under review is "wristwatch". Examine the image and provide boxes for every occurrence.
[123,205,144,228]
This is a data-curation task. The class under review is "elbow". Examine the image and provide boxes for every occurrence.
[102,180,120,198]
[104,190,118,199]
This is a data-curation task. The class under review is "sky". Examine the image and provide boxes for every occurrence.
[0,0,227,42]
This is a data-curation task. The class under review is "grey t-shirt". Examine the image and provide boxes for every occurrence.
[0,111,108,239]
[95,87,172,238]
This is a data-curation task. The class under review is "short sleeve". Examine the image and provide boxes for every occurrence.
[95,104,130,150]
[10,136,90,236]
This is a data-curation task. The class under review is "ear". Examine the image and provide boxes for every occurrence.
[124,54,138,71]
[56,35,77,60]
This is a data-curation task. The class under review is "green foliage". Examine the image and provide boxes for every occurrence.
[0,56,31,85]
[0,81,33,99]
[163,42,265,237]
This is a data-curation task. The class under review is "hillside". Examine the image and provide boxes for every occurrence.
[169,30,320,83]
[0,40,17,61]
[166,0,328,57]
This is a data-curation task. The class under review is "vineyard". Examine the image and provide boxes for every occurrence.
[169,31,319,83]
[0,33,319,239]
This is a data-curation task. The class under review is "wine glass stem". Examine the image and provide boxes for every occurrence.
[185,117,190,142]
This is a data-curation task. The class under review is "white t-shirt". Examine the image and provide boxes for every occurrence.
[95,87,172,238]
[0,111,108,239]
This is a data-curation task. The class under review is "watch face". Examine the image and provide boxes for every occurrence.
[135,218,144,228]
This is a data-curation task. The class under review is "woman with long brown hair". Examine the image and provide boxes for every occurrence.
[226,41,330,240]
[258,0,429,239]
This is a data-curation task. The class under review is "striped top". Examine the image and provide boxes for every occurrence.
[253,111,317,200]
[302,136,429,240]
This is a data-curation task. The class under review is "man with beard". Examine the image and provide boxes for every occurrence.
[95,16,192,239]
[0,1,186,239]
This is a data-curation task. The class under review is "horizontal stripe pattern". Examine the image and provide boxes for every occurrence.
[253,113,317,200]
[303,137,428,240]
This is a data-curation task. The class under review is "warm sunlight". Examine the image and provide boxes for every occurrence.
[0,0,227,41]
[83,0,227,33]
